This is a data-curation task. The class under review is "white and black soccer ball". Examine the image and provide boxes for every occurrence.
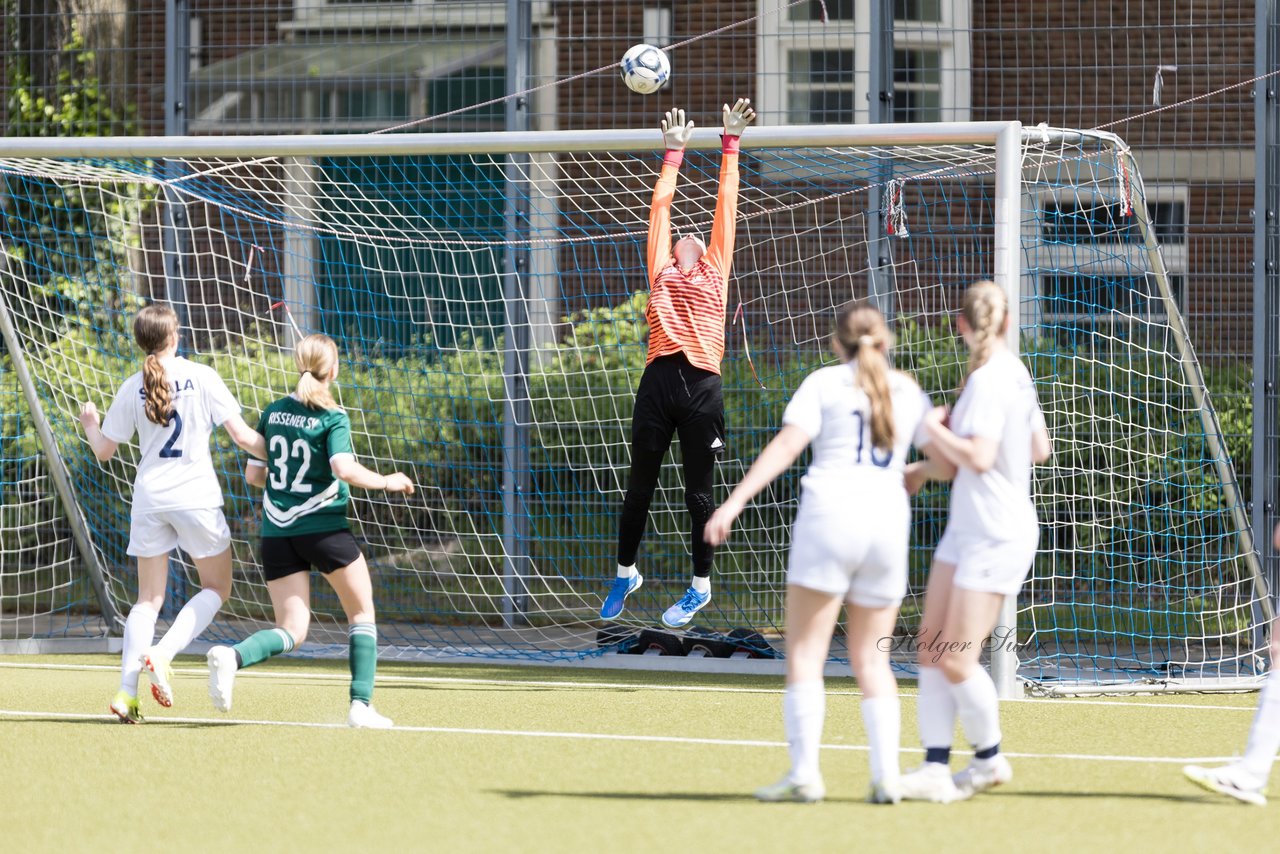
[620,44,671,95]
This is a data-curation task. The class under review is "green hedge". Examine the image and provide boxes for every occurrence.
[0,296,1256,625]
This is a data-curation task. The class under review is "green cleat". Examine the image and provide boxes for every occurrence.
[109,690,143,724]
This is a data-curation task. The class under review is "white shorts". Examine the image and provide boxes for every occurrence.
[127,507,232,559]
[786,504,909,608]
[935,525,1038,596]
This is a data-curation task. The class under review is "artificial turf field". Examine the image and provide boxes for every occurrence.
[0,655,1274,852]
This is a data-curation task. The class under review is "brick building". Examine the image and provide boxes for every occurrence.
[5,1,1256,360]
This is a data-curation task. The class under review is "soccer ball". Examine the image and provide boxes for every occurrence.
[620,44,671,95]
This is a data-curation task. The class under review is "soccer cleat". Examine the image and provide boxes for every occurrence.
[141,648,175,708]
[1183,763,1267,806]
[600,572,643,620]
[206,645,238,713]
[868,778,902,805]
[953,754,1013,798]
[899,762,963,803]
[754,776,825,804]
[109,690,143,724]
[660,587,710,629]
[348,700,394,729]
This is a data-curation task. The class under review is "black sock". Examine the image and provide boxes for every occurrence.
[925,747,951,765]
[975,743,1000,760]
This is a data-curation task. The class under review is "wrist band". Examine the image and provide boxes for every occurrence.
[721,135,741,155]
[663,149,684,168]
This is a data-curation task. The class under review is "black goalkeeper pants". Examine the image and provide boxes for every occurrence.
[616,353,725,577]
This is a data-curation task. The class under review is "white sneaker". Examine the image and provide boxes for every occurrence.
[348,700,394,729]
[899,762,963,803]
[953,754,1013,798]
[754,775,825,803]
[1183,763,1267,806]
[868,777,902,804]
[206,646,237,713]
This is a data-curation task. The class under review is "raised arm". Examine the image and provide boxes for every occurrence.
[647,108,694,283]
[704,98,756,285]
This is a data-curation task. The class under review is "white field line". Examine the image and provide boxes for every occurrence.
[0,660,1257,712]
[0,708,1237,766]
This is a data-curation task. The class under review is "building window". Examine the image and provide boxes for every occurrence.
[643,5,673,47]
[1035,187,1189,333]
[758,0,970,125]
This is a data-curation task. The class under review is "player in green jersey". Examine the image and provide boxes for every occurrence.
[206,333,414,728]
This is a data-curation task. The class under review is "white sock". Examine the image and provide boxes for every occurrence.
[861,695,902,783]
[917,666,958,756]
[153,589,223,658]
[951,668,1002,757]
[119,603,159,695]
[691,575,711,595]
[1240,670,1280,782]
[616,564,637,579]
[783,680,825,785]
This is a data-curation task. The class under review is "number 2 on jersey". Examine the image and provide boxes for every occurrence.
[851,411,892,468]
[158,411,183,458]
[267,434,314,494]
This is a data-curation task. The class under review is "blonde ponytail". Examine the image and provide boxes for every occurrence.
[961,280,1007,380]
[835,301,895,451]
[295,334,340,410]
[133,303,180,426]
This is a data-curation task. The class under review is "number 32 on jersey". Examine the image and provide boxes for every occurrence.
[267,434,314,494]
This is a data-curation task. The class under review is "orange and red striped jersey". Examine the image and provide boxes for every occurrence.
[644,148,740,375]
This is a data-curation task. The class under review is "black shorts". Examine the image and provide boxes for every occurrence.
[261,530,363,582]
[632,353,726,456]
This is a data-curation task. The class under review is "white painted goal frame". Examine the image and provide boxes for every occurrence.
[0,122,1267,697]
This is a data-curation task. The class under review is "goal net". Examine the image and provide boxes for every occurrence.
[0,123,1268,691]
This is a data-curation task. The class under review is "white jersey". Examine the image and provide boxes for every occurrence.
[100,356,242,515]
[782,364,932,513]
[947,349,1044,541]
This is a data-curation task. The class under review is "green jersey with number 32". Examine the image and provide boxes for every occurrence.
[256,395,353,537]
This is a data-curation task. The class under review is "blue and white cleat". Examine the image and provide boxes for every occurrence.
[661,587,710,629]
[600,573,643,620]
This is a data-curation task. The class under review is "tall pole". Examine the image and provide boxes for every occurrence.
[866,0,895,321]
[501,0,532,626]
[162,0,191,348]
[1253,0,1280,645]
[991,121,1024,698]
[161,0,192,613]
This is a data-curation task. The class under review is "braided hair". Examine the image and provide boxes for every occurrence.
[961,280,1007,381]
[134,304,180,426]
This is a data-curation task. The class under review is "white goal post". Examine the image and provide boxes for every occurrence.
[0,121,1268,696]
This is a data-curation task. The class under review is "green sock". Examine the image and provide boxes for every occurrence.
[234,627,294,669]
[349,623,377,704]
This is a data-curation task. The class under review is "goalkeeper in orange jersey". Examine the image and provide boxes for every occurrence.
[600,97,756,629]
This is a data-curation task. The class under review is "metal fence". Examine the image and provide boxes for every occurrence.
[2,0,1277,595]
